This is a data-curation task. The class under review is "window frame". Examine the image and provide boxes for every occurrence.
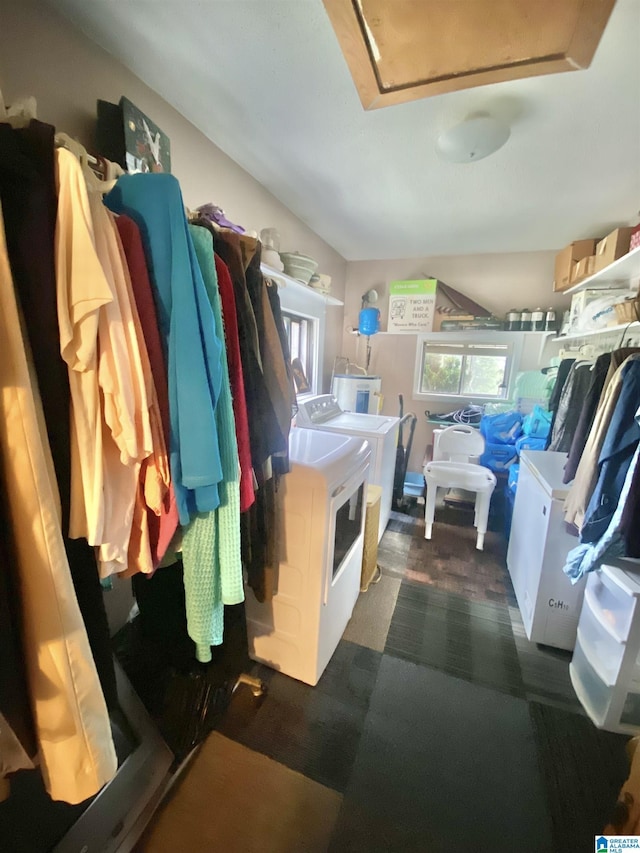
[281,307,321,400]
[412,331,523,404]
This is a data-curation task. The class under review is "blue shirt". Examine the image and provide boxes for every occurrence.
[105,175,223,524]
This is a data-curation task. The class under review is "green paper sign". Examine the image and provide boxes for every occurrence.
[387,279,437,333]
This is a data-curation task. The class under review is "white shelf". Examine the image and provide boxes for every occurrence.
[563,245,640,295]
[260,263,343,306]
[373,329,554,337]
[553,320,640,343]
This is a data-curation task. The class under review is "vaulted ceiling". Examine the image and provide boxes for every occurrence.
[49,0,640,260]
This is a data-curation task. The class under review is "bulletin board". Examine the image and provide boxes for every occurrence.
[387,279,437,333]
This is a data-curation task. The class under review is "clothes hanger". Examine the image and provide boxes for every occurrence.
[55,132,119,194]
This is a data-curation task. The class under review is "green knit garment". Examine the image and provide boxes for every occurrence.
[182,225,243,663]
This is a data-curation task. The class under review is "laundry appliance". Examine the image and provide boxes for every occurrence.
[331,374,381,415]
[294,394,399,541]
[245,428,370,686]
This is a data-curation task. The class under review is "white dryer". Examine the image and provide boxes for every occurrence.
[295,394,399,542]
[245,428,370,686]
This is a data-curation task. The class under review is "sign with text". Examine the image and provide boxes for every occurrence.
[387,279,437,333]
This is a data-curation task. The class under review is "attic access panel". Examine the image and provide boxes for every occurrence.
[323,0,616,110]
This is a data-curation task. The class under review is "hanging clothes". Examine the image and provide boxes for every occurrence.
[545,357,575,449]
[89,192,154,577]
[563,439,640,584]
[565,354,640,530]
[116,214,179,566]
[213,229,282,470]
[213,230,291,602]
[105,174,224,525]
[215,252,255,512]
[243,237,294,474]
[548,359,595,453]
[180,224,243,661]
[0,464,37,771]
[0,202,117,803]
[265,276,297,427]
[563,352,611,483]
[580,358,640,544]
[193,217,255,513]
[0,124,116,712]
[55,147,112,546]
[620,453,640,557]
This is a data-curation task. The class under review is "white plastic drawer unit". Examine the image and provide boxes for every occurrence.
[570,558,640,734]
[585,565,638,643]
[577,602,625,686]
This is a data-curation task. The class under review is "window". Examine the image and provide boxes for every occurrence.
[282,311,318,396]
[413,333,521,402]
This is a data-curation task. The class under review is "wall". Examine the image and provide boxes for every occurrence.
[341,252,569,471]
[0,0,347,390]
[1,3,577,479]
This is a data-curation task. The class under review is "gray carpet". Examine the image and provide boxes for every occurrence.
[385,583,525,697]
[529,701,629,852]
[330,656,554,852]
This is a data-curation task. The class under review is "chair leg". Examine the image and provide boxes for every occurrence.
[474,490,492,551]
[424,482,437,540]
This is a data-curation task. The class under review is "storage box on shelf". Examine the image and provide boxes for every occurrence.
[554,239,598,292]
[551,244,640,344]
[594,227,635,273]
[570,255,596,284]
[570,558,640,734]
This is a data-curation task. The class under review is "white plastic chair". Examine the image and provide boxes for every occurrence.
[423,424,496,551]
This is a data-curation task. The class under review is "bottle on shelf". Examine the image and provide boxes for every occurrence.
[520,308,532,331]
[545,307,557,332]
[531,307,545,331]
[505,309,521,331]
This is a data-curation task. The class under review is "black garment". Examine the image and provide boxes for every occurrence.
[621,454,640,557]
[211,227,284,469]
[0,120,117,710]
[545,358,575,450]
[563,353,611,483]
[548,360,594,453]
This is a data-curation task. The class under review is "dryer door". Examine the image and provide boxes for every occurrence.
[324,460,368,604]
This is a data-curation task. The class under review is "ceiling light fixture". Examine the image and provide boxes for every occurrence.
[436,115,510,163]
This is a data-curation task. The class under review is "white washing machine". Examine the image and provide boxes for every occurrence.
[295,394,399,542]
[245,428,370,686]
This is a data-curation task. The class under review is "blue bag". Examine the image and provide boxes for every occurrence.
[480,442,518,473]
[522,405,552,440]
[515,435,547,455]
[480,411,522,445]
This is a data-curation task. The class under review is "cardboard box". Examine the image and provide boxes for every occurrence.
[554,239,598,292]
[630,224,640,252]
[594,227,634,272]
[570,255,597,283]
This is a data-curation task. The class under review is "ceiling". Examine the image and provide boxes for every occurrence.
[49,0,640,261]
